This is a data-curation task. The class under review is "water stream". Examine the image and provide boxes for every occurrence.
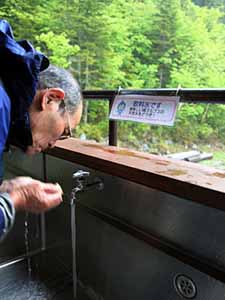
[71,194,77,299]
[24,212,33,299]
[22,212,72,299]
[24,212,32,278]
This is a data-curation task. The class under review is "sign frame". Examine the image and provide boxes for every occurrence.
[109,95,180,126]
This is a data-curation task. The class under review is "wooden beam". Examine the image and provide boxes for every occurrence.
[46,138,225,211]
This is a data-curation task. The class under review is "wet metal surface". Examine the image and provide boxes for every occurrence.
[0,248,74,300]
[0,247,90,300]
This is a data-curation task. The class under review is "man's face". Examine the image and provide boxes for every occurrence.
[26,88,82,155]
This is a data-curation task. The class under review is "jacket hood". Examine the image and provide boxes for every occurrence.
[0,19,49,150]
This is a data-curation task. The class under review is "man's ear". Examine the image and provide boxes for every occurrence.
[40,88,65,111]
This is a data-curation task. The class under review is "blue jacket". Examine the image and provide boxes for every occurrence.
[0,20,49,238]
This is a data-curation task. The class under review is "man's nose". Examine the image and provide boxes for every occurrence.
[48,141,56,148]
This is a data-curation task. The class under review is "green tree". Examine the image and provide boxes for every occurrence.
[36,31,80,68]
[193,0,225,9]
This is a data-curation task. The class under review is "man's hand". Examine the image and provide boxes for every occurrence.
[0,177,35,193]
[1,177,63,213]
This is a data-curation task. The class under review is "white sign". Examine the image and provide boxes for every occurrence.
[109,95,180,126]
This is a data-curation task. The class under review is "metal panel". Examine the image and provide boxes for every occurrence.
[45,155,225,298]
[77,172,225,271]
[2,149,225,299]
[77,210,225,300]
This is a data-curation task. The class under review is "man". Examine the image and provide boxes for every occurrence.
[0,20,82,239]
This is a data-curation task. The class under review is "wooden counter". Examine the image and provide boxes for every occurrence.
[46,138,225,211]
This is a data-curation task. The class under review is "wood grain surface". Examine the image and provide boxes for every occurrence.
[46,138,225,211]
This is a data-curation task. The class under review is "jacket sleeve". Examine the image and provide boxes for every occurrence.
[0,81,11,183]
[0,58,15,240]
[0,193,15,240]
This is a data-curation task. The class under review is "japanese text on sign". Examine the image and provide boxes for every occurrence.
[109,95,180,126]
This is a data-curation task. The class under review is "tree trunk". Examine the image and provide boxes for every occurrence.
[82,57,90,124]
[201,103,210,123]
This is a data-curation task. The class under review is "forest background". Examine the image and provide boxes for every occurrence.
[1,0,225,168]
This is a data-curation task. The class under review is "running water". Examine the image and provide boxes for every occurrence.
[24,212,32,278]
[24,212,37,299]
[23,213,56,299]
[71,193,77,299]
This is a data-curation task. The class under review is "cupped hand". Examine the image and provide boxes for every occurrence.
[6,177,63,213]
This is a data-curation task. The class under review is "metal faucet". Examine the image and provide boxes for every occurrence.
[70,170,104,299]
[71,170,104,203]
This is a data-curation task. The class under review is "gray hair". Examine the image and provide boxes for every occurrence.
[38,65,82,113]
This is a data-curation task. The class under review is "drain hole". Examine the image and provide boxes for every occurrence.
[174,275,197,299]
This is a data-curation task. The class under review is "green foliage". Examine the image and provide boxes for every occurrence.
[36,32,80,68]
[193,0,225,9]
[75,122,108,142]
[1,0,225,152]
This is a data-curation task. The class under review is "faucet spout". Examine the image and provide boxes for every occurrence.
[72,170,104,194]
